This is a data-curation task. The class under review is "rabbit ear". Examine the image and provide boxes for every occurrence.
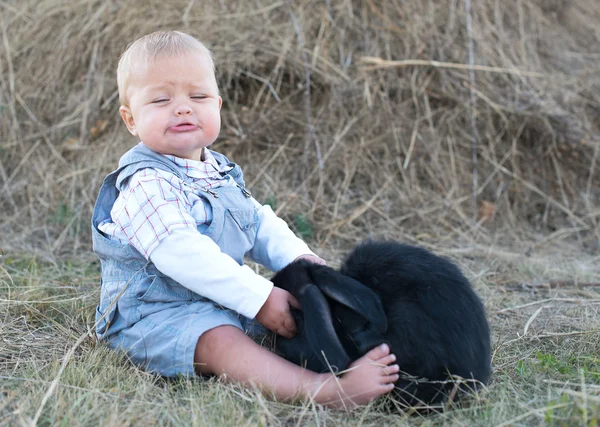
[297,283,351,372]
[276,309,333,372]
[271,260,312,294]
[308,266,388,334]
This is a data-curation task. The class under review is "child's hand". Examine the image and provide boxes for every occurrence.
[256,287,300,339]
[293,254,327,265]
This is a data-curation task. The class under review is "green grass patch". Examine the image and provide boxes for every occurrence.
[293,213,314,240]
[264,195,277,211]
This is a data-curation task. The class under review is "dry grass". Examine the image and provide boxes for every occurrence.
[1,0,599,255]
[1,0,600,425]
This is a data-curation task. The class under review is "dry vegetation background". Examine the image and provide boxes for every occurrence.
[1,0,599,255]
[2,0,600,425]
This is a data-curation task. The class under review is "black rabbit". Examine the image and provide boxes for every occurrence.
[271,240,491,408]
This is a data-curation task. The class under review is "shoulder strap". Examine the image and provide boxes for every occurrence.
[115,144,188,191]
[209,149,246,188]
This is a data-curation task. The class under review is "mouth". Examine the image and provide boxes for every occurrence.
[169,123,199,132]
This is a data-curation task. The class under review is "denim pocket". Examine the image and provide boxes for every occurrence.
[226,208,259,231]
[95,305,116,337]
[137,275,193,302]
[96,279,123,338]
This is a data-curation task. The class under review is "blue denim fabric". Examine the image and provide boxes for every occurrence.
[92,144,263,377]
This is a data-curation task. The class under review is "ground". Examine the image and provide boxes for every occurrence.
[2,242,599,426]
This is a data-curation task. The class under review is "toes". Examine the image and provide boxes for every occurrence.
[377,353,396,365]
[383,364,400,375]
[382,373,400,384]
[365,343,390,361]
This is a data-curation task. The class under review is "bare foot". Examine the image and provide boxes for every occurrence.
[314,344,400,410]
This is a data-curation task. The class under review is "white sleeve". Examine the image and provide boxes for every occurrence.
[247,202,317,272]
[149,227,273,319]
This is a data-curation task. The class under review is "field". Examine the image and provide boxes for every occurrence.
[2,0,600,425]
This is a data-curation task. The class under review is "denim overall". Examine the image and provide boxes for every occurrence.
[92,144,260,377]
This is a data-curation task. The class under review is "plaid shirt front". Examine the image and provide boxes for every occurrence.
[98,149,240,258]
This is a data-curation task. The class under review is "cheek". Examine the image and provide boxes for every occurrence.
[137,110,164,134]
[204,110,221,136]
[213,112,222,131]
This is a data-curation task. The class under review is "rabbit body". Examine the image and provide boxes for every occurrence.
[340,241,491,405]
[272,240,491,407]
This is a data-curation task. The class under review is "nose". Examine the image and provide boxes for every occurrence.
[174,102,192,116]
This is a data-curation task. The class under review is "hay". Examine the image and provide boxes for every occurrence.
[1,0,599,256]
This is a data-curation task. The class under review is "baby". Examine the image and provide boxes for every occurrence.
[92,30,399,409]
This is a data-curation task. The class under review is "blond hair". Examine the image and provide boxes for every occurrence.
[117,30,216,106]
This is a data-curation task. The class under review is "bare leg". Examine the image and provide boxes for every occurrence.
[194,325,400,409]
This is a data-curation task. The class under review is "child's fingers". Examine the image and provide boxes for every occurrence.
[287,294,301,310]
[277,324,295,339]
[294,254,327,265]
[282,312,297,336]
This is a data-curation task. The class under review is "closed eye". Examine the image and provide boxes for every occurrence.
[191,95,207,100]
[151,98,168,104]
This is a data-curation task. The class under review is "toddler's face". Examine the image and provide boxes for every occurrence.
[120,52,222,160]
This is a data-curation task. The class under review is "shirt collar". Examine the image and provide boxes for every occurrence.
[163,149,233,180]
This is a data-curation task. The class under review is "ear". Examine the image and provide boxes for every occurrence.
[271,260,312,295]
[308,266,388,334]
[271,260,352,371]
[119,106,138,136]
[297,283,351,371]
[275,309,334,373]
[218,96,223,110]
